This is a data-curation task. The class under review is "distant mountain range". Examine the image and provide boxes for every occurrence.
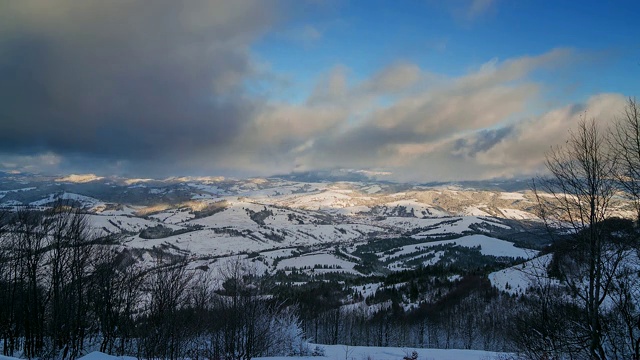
[1,171,636,323]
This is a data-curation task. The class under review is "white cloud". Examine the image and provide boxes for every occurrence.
[215,48,593,181]
[466,0,496,20]
[472,94,626,172]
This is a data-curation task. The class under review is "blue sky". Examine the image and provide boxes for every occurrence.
[0,0,638,181]
[256,0,639,104]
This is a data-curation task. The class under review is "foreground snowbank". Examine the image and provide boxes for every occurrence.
[256,344,511,360]
[0,347,510,360]
[79,352,137,360]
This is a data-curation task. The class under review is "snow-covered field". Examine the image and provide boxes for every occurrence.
[0,344,512,360]
[489,254,556,295]
[67,346,512,360]
[262,344,510,360]
[0,176,553,281]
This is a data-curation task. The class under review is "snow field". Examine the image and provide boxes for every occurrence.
[488,254,556,295]
[379,234,535,265]
[277,251,360,275]
[255,343,511,360]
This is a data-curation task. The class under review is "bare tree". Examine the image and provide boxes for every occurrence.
[608,98,640,359]
[139,256,194,360]
[533,118,624,359]
[91,247,146,356]
[610,98,640,224]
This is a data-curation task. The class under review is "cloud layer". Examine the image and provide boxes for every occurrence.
[224,48,626,181]
[0,0,276,174]
[0,2,629,181]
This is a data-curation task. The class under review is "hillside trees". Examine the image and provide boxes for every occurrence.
[0,205,101,359]
[534,119,618,359]
[608,97,640,359]
[138,258,194,360]
[611,98,640,224]
[0,207,308,360]
[212,258,301,360]
[90,248,145,355]
[528,100,640,359]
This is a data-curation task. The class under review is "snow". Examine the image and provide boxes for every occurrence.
[0,199,23,206]
[351,283,383,299]
[408,216,509,238]
[123,178,154,185]
[334,205,371,215]
[363,185,382,194]
[384,199,449,217]
[88,214,181,236]
[78,352,137,360]
[277,252,360,274]
[29,192,103,209]
[380,234,536,263]
[498,208,537,220]
[187,182,224,196]
[256,344,510,360]
[489,254,556,295]
[149,208,195,224]
[55,174,104,183]
[69,346,509,360]
[463,206,491,216]
[0,355,21,360]
[262,248,297,258]
[499,192,526,200]
[429,234,536,258]
[0,187,36,200]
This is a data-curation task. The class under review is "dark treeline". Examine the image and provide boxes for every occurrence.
[0,204,306,360]
[273,270,517,352]
[271,216,640,359]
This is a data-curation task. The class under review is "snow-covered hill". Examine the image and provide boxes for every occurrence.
[0,174,561,276]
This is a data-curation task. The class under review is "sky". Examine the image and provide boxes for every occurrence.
[0,0,638,182]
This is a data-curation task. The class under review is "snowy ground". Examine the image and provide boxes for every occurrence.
[0,346,512,360]
[57,346,511,360]
[379,234,537,264]
[489,254,556,295]
[257,343,512,360]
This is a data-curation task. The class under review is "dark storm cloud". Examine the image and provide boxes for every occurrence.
[452,126,514,158]
[0,0,276,167]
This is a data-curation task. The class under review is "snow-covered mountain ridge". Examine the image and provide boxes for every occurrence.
[0,174,563,275]
[0,172,633,280]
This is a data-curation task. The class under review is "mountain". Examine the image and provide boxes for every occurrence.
[0,172,634,281]
[2,172,638,356]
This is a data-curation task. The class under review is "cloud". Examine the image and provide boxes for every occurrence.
[0,0,277,175]
[0,5,616,185]
[308,65,350,105]
[360,62,424,95]
[427,0,498,24]
[0,152,63,174]
[466,0,497,20]
[296,25,323,45]
[469,93,626,173]
[214,48,585,181]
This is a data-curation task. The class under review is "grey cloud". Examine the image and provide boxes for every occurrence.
[452,126,514,158]
[471,94,626,172]
[264,50,578,180]
[360,63,423,94]
[300,81,538,170]
[307,65,349,105]
[389,94,628,182]
[0,0,277,173]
